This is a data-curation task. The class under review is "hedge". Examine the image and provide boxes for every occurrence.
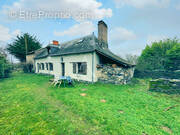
[0,56,11,78]
[134,69,180,79]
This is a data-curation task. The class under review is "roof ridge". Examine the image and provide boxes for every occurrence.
[60,34,95,46]
[47,44,60,48]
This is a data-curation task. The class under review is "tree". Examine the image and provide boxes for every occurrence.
[165,44,180,71]
[0,48,11,78]
[0,47,7,58]
[136,38,179,72]
[125,54,138,65]
[7,33,42,62]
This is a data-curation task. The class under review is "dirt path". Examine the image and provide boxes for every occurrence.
[34,83,102,135]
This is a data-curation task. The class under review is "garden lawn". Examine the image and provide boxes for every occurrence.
[0,73,179,135]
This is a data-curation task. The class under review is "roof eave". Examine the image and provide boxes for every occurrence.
[95,50,134,67]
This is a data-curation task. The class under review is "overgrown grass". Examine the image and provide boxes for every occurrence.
[0,73,179,135]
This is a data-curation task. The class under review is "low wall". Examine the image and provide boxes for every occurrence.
[149,78,180,94]
[96,64,134,84]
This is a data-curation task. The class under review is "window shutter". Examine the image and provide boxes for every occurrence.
[46,63,48,70]
[39,63,41,70]
[73,63,76,74]
[84,63,87,75]
[51,63,53,71]
[82,62,87,75]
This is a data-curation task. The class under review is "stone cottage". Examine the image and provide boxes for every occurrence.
[27,20,135,84]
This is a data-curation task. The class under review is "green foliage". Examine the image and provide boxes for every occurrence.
[149,79,180,94]
[0,73,180,134]
[136,38,180,73]
[23,64,34,73]
[165,44,180,70]
[0,51,11,78]
[134,70,180,79]
[125,54,138,65]
[7,33,42,62]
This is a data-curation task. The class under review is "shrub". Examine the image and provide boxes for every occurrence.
[134,69,180,79]
[0,55,11,78]
[136,38,180,78]
[23,63,34,73]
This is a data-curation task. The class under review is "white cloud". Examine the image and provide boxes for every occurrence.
[54,21,95,37]
[3,0,112,20]
[0,41,7,48]
[0,24,20,42]
[11,29,21,36]
[147,35,168,44]
[114,0,170,8]
[110,27,136,44]
[175,2,180,10]
[0,25,12,41]
[109,27,138,57]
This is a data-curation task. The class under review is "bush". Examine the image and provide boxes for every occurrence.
[135,38,180,78]
[165,44,180,71]
[0,55,11,78]
[134,69,180,79]
[128,78,140,85]
[23,64,34,73]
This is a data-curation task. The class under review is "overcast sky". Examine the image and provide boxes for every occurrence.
[0,0,180,59]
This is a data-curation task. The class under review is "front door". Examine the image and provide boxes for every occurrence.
[61,63,65,76]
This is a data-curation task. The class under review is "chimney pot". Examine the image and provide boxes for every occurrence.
[52,40,59,45]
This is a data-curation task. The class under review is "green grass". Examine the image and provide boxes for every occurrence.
[0,73,179,135]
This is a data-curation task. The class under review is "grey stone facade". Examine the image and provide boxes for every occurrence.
[97,64,135,84]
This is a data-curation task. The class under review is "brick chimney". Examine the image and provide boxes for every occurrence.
[98,20,108,48]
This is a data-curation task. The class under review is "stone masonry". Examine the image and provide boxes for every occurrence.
[96,64,135,84]
[149,78,180,94]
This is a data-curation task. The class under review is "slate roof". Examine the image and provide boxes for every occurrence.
[34,34,134,67]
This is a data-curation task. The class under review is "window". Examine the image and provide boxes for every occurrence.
[46,63,48,70]
[41,63,44,70]
[49,63,53,71]
[78,62,87,75]
[73,62,87,75]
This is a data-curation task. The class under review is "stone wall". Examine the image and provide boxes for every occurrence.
[96,64,134,84]
[149,78,180,94]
